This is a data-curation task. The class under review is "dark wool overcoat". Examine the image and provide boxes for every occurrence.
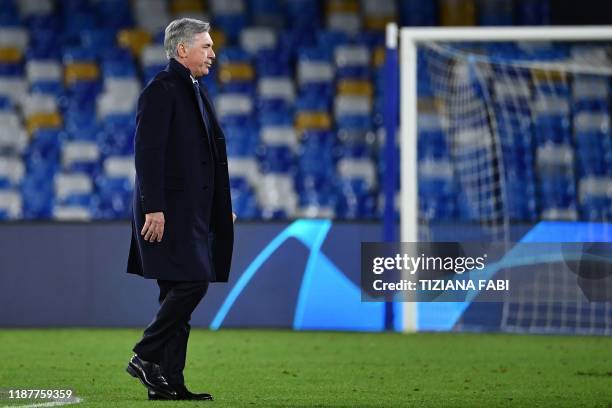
[127,58,233,282]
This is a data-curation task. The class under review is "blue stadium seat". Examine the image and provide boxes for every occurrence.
[95,175,132,219]
[0,63,23,76]
[230,182,260,219]
[218,46,252,64]
[97,125,135,157]
[67,80,102,101]
[25,129,63,161]
[0,95,11,110]
[0,0,598,222]
[31,80,64,97]
[334,179,377,219]
[21,175,54,219]
[255,49,291,76]
[93,0,133,29]
[257,144,295,173]
[62,46,97,64]
[80,28,118,52]
[101,60,137,78]
[250,0,283,27]
[225,123,259,157]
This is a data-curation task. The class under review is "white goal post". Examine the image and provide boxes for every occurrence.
[398,26,612,333]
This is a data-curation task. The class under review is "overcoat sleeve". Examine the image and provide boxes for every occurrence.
[134,80,173,214]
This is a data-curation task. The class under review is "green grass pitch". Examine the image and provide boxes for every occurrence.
[0,329,610,407]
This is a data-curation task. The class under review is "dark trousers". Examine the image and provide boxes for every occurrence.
[133,280,208,385]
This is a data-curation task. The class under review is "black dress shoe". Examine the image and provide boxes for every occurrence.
[126,354,177,398]
[148,384,214,401]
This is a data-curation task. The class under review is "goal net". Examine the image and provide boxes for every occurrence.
[399,27,612,334]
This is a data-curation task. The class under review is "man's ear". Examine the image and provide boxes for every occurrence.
[177,43,187,58]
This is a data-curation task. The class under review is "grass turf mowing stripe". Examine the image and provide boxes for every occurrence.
[0,329,610,407]
[1,397,82,408]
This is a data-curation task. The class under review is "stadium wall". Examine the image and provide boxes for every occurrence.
[0,221,531,330]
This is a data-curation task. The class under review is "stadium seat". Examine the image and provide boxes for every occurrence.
[97,125,135,157]
[97,77,140,119]
[0,27,28,50]
[254,173,298,218]
[334,178,377,219]
[334,45,370,79]
[133,0,169,35]
[0,0,600,224]
[295,111,332,132]
[0,155,25,187]
[230,180,260,219]
[337,157,376,189]
[228,157,260,188]
[117,28,152,57]
[337,79,373,97]
[0,46,21,64]
[578,177,612,220]
[62,140,101,176]
[52,204,93,221]
[22,92,57,117]
[80,28,118,53]
[25,111,62,134]
[17,0,54,18]
[0,76,27,107]
[21,174,53,219]
[140,44,167,68]
[0,111,28,153]
[362,0,397,31]
[54,172,93,203]
[64,62,100,86]
[297,58,334,89]
[103,155,135,180]
[94,0,133,29]
[170,0,204,15]
[210,0,248,43]
[215,93,253,121]
[257,77,294,104]
[419,159,456,221]
[218,61,255,85]
[239,26,277,54]
[0,189,22,219]
[326,1,361,36]
[95,174,132,219]
[0,95,11,110]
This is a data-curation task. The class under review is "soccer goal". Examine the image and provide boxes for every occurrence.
[397,26,612,334]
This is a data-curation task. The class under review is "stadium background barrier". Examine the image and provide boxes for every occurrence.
[0,219,537,331]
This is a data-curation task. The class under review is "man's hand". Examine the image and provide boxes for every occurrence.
[142,212,165,242]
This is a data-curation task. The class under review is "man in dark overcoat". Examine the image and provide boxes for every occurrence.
[125,18,234,401]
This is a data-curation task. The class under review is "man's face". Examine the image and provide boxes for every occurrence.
[181,32,215,78]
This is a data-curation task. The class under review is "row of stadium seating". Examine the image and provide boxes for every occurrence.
[418,44,612,222]
[1,0,608,222]
[0,0,390,220]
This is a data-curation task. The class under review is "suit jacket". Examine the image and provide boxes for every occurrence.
[127,58,234,282]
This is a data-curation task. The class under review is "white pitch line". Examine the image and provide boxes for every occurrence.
[1,397,82,408]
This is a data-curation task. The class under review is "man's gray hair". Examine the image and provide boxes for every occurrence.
[164,18,210,60]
